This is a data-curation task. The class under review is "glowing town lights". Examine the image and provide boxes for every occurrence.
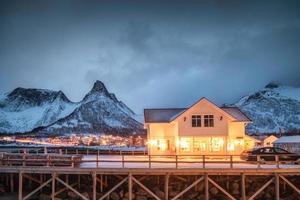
[234,139,244,146]
[176,140,189,149]
[147,139,158,146]
[227,142,235,151]
[158,142,167,150]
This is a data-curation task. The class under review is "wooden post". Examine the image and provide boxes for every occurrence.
[18,172,22,200]
[47,155,50,167]
[96,153,99,167]
[203,155,205,168]
[10,173,14,192]
[71,156,74,168]
[40,174,43,193]
[175,155,178,169]
[257,155,261,168]
[100,175,103,192]
[76,149,78,155]
[52,173,56,200]
[78,175,81,190]
[122,155,125,168]
[275,173,280,200]
[165,173,169,200]
[230,155,233,169]
[205,173,209,200]
[128,173,132,200]
[92,172,97,200]
[149,155,151,168]
[241,173,246,200]
[275,155,279,168]
[22,154,26,166]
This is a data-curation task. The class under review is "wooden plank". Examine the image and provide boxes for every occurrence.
[205,173,209,200]
[55,182,77,196]
[52,173,55,200]
[56,176,89,200]
[132,176,161,200]
[18,172,22,200]
[99,177,128,200]
[96,176,107,187]
[279,175,300,195]
[241,173,246,200]
[93,172,97,200]
[23,174,44,185]
[208,177,236,200]
[275,173,280,200]
[171,176,204,200]
[248,178,274,200]
[128,173,133,200]
[165,174,169,200]
[23,178,52,200]
[2,165,300,175]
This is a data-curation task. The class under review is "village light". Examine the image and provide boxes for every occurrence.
[176,139,189,149]
[227,142,235,151]
[158,142,167,150]
[147,139,158,146]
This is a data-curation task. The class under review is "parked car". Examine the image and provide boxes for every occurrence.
[240,147,300,164]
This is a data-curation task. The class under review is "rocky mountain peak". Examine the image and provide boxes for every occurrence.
[265,82,281,89]
[82,81,111,102]
[91,80,109,94]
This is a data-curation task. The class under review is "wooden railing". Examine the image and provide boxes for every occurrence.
[1,152,300,169]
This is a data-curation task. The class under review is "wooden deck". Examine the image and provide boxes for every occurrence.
[1,153,300,200]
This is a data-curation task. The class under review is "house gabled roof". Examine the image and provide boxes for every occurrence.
[144,97,252,123]
[144,108,186,123]
[221,107,252,122]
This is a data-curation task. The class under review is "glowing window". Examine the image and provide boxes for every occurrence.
[211,137,224,152]
[179,138,192,152]
[193,139,207,152]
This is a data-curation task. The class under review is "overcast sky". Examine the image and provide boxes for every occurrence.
[1,0,300,114]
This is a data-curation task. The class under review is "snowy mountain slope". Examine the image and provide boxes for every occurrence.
[43,81,143,134]
[235,83,300,134]
[0,81,143,134]
[0,88,78,133]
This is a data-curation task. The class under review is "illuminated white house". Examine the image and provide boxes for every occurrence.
[144,97,256,155]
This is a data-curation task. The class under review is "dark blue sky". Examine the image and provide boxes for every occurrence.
[1,0,300,114]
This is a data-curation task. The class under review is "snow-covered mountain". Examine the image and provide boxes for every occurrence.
[43,81,142,135]
[235,83,300,134]
[0,88,78,133]
[0,81,143,134]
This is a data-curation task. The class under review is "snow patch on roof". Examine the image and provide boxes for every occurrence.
[274,136,300,143]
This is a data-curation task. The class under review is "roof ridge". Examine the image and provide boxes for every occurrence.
[144,108,187,110]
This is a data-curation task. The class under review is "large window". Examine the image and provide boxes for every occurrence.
[192,115,201,127]
[204,115,214,127]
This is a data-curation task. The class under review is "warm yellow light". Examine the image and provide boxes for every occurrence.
[227,142,235,151]
[234,139,244,146]
[147,139,158,146]
[158,142,166,150]
[180,140,189,149]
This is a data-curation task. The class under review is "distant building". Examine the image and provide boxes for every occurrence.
[144,97,257,155]
[273,136,300,153]
[254,135,278,147]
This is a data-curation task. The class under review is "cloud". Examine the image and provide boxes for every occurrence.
[0,0,300,113]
